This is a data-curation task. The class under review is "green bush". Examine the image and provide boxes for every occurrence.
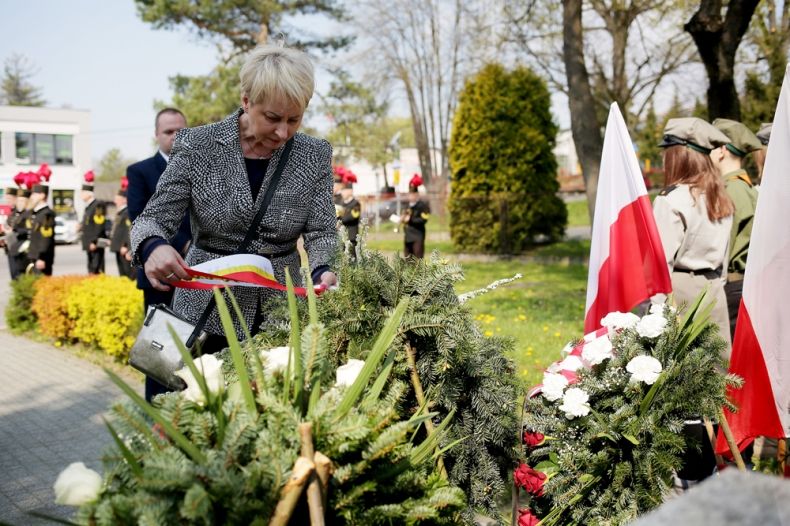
[448,63,566,253]
[66,275,143,360]
[5,274,40,333]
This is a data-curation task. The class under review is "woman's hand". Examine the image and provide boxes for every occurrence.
[144,244,190,291]
[318,270,338,290]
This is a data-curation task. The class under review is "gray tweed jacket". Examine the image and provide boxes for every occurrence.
[130,108,337,338]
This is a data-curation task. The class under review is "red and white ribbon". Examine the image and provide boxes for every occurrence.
[171,254,326,297]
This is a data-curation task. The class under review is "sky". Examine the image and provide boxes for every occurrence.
[1,0,218,163]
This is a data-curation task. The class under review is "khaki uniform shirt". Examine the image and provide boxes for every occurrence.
[653,184,732,275]
[723,169,757,275]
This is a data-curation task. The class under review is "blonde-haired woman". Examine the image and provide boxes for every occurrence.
[131,45,338,399]
[654,118,733,354]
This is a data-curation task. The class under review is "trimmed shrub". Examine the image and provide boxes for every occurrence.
[66,275,144,359]
[448,63,567,253]
[5,274,40,333]
[31,276,88,342]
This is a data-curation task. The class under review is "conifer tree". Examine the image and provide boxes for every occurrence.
[448,63,566,254]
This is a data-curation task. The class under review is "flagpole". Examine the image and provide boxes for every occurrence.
[718,409,746,471]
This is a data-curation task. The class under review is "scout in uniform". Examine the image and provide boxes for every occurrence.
[754,123,772,180]
[80,170,109,274]
[27,176,56,276]
[339,173,361,251]
[110,184,134,278]
[711,118,763,339]
[2,187,18,278]
[403,174,430,259]
[655,118,734,490]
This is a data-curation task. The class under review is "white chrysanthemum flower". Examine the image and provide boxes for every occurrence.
[558,355,584,372]
[259,346,291,375]
[541,372,569,402]
[581,335,613,365]
[649,302,676,316]
[559,388,591,419]
[54,462,102,506]
[636,313,668,338]
[600,311,640,330]
[174,354,224,406]
[335,359,365,387]
[626,355,663,385]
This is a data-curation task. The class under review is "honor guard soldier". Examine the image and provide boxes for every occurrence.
[80,170,109,274]
[711,119,763,339]
[754,123,772,179]
[10,174,33,279]
[110,179,134,278]
[402,174,430,259]
[27,171,56,275]
[338,172,361,253]
[2,186,18,278]
[332,165,345,211]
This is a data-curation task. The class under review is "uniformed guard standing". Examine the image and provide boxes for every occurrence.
[339,174,361,254]
[27,175,56,276]
[711,119,763,340]
[10,181,32,279]
[654,117,734,491]
[110,182,134,278]
[80,170,109,274]
[2,186,18,278]
[402,174,430,259]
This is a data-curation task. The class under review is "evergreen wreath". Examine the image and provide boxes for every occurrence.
[515,295,742,525]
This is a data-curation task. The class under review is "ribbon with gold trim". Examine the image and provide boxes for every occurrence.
[171,254,326,297]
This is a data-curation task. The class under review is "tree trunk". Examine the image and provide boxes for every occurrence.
[685,0,760,121]
[562,0,603,222]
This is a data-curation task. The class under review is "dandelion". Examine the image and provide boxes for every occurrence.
[543,326,549,332]
[484,330,494,337]
[554,332,561,337]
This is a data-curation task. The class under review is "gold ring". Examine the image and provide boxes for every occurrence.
[165,272,175,279]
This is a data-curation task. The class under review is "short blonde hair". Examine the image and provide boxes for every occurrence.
[240,45,315,110]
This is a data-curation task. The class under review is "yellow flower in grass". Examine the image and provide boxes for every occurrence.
[543,325,549,332]
[554,332,561,338]
[517,314,527,321]
[484,330,494,337]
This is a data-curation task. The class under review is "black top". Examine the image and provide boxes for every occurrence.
[244,158,270,202]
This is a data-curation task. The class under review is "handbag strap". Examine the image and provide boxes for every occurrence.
[186,138,295,348]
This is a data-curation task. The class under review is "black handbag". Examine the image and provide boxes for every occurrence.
[128,139,294,389]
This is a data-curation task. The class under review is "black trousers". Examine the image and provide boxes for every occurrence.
[404,238,425,259]
[7,252,17,279]
[115,252,133,279]
[86,249,105,274]
[724,279,743,341]
[12,254,27,279]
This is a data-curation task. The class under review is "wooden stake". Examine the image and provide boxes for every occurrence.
[299,422,325,526]
[314,451,332,507]
[718,409,746,471]
[269,456,314,526]
[405,343,448,479]
[703,418,725,468]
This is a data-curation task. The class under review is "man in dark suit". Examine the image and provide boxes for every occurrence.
[126,107,190,401]
[110,187,133,278]
[80,172,109,274]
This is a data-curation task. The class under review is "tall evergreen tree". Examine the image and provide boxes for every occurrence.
[1,54,45,107]
[448,63,565,254]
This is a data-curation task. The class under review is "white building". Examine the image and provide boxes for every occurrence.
[0,105,91,215]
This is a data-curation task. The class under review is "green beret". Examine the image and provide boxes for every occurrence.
[757,123,772,146]
[659,117,730,154]
[712,118,763,156]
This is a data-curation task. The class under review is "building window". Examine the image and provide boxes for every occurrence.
[14,132,74,165]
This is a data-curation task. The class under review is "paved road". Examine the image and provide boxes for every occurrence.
[0,244,139,525]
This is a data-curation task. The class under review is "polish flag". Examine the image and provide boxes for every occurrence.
[716,67,790,453]
[584,103,672,332]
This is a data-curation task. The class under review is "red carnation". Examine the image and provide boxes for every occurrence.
[518,508,540,526]
[409,173,423,188]
[523,430,545,448]
[37,163,52,181]
[84,170,95,183]
[514,463,547,496]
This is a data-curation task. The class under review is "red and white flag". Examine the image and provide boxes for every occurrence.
[716,67,790,453]
[584,103,672,332]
